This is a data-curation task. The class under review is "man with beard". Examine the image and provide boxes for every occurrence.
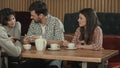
[23,1,64,68]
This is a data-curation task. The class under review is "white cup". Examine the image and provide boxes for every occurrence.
[23,44,31,50]
[68,43,75,48]
[50,44,59,49]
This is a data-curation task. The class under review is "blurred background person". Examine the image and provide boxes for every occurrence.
[63,8,104,68]
[0,8,21,41]
[0,8,22,68]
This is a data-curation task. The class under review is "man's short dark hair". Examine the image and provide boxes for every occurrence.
[29,1,48,16]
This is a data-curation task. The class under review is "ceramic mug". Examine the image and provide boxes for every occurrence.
[50,44,59,49]
[23,44,31,50]
[68,43,75,48]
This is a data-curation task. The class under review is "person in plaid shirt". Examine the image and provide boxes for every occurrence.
[63,8,104,68]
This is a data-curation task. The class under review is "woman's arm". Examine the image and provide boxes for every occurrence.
[73,26,103,50]
[0,27,21,57]
[78,26,103,50]
[91,26,103,50]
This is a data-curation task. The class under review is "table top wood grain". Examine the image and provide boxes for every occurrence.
[21,46,119,63]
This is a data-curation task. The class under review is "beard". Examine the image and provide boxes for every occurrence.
[34,18,42,23]
[34,21,40,23]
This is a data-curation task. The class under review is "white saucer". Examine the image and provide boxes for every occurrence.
[66,47,77,50]
[48,48,60,51]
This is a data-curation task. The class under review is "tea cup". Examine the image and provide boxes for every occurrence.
[68,43,75,49]
[23,44,31,50]
[50,44,60,49]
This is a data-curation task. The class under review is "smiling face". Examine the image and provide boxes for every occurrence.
[7,15,16,28]
[30,10,42,23]
[78,13,87,27]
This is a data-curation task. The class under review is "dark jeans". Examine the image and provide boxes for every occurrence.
[21,59,59,68]
[21,59,45,68]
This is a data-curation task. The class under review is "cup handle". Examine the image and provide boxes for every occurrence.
[57,45,60,48]
[43,40,47,50]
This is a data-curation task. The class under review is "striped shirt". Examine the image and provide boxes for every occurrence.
[72,26,103,50]
[27,14,64,41]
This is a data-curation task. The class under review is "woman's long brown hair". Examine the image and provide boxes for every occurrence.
[79,8,101,44]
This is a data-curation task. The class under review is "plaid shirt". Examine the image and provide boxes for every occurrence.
[27,14,64,41]
[72,26,103,50]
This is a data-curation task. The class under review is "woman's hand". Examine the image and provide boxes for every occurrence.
[10,36,15,42]
[63,40,69,46]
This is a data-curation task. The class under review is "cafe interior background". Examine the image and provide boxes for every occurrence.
[0,0,119,22]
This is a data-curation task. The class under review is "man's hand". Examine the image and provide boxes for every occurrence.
[23,34,30,44]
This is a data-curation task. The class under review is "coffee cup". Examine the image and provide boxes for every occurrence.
[68,43,75,48]
[23,44,31,50]
[50,44,60,49]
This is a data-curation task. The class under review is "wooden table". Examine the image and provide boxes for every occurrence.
[21,46,119,68]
